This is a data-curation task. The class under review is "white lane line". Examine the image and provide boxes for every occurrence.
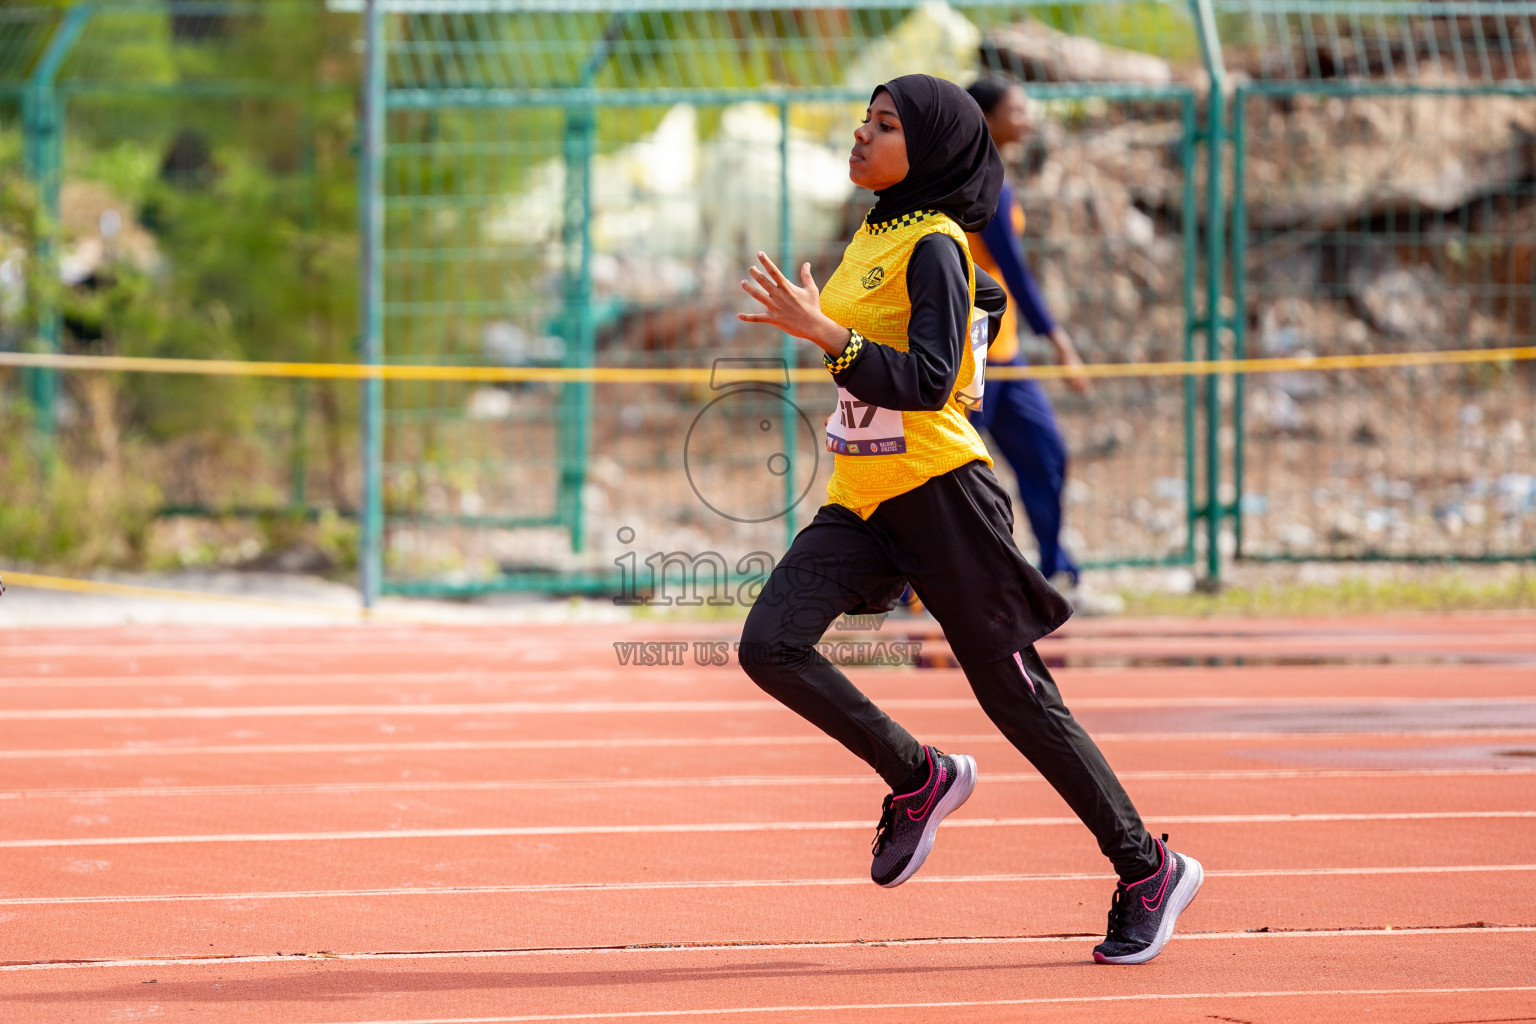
[5,695,1536,720]
[0,673,602,690]
[2,631,1530,657]
[0,671,631,690]
[7,766,1532,801]
[0,736,839,760]
[7,647,1528,672]
[8,665,1534,690]
[6,666,1529,687]
[4,926,1532,973]
[296,987,1536,1023]
[6,729,1535,760]
[4,811,1534,849]
[5,863,1534,907]
[0,638,698,656]
[0,700,967,720]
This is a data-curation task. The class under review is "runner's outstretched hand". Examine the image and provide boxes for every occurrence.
[738,251,850,356]
[1051,326,1092,395]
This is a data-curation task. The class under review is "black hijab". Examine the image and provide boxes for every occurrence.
[866,74,1003,233]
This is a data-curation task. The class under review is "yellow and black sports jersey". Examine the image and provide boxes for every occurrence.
[818,209,992,519]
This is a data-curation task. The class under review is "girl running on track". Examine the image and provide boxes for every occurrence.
[735,73,1202,965]
[963,75,1091,595]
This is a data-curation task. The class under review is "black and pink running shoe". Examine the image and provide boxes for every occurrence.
[870,746,976,888]
[1093,834,1204,964]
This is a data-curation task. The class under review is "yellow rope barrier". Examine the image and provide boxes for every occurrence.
[1,346,1533,384]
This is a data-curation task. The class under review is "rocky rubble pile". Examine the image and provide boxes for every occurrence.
[983,27,1536,364]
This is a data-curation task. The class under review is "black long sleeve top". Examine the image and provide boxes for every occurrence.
[829,234,1007,412]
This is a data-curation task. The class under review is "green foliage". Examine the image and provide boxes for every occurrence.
[1121,568,1536,617]
[0,5,364,571]
[0,137,37,348]
[252,507,358,572]
[311,508,358,572]
[0,411,162,569]
[1054,2,1201,64]
[51,102,359,469]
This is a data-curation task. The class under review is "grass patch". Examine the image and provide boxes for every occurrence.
[0,418,162,571]
[1120,567,1536,618]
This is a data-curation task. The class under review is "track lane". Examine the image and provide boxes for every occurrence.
[3,928,1534,1023]
[3,818,1531,900]
[2,869,1533,962]
[3,664,1534,704]
[6,698,1533,753]
[3,614,1531,1018]
[2,770,1532,841]
[5,765,1532,800]
[3,611,1531,646]
[6,618,1535,679]
[3,729,1532,789]
[7,636,1534,679]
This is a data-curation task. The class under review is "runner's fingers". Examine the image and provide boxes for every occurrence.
[736,312,778,324]
[740,279,773,306]
[799,262,818,297]
[757,251,792,290]
[747,265,778,293]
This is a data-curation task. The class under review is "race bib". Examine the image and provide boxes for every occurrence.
[826,388,906,456]
[951,306,990,411]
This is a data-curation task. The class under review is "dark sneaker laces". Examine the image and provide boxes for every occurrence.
[871,793,897,856]
[1103,884,1131,942]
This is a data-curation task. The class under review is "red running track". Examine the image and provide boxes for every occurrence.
[1,613,1534,1022]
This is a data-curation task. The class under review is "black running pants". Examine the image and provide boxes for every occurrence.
[739,460,1159,883]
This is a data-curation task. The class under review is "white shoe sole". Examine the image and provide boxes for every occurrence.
[1094,854,1204,965]
[878,754,977,889]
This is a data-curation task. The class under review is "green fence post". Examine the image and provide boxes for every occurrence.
[1192,0,1228,588]
[20,84,59,462]
[1179,93,1199,569]
[22,3,90,470]
[557,106,596,553]
[554,18,623,558]
[290,378,310,513]
[358,0,386,608]
[779,99,798,549]
[294,104,316,519]
[1203,86,1224,588]
[1230,86,1248,560]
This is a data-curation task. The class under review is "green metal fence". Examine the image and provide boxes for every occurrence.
[0,2,356,524]
[351,0,1211,600]
[1,6,68,455]
[1221,1,1536,565]
[5,1,1533,599]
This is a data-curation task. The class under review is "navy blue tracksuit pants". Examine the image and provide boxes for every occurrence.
[971,354,1080,583]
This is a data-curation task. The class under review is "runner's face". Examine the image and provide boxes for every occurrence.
[984,85,1029,146]
[850,91,909,191]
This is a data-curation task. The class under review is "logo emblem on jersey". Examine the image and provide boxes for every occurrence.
[860,266,884,290]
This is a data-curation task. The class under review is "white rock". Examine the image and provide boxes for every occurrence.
[466,388,515,421]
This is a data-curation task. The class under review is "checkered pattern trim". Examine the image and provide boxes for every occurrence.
[823,331,865,374]
[863,209,940,235]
